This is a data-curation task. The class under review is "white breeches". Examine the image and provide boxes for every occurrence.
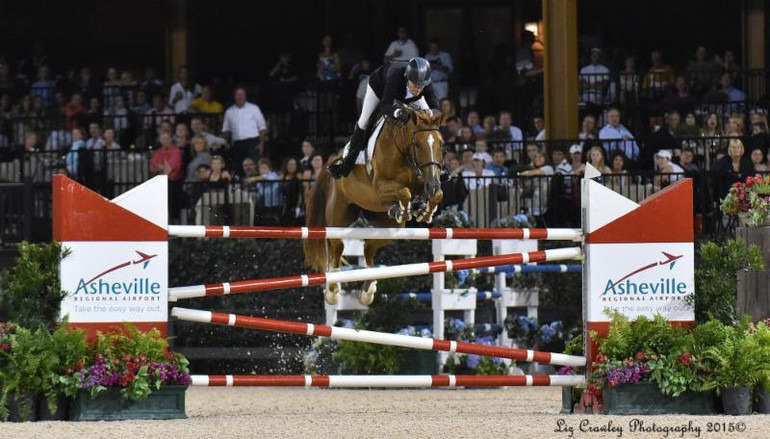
[357,85,380,129]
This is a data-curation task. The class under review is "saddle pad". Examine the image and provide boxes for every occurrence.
[355,117,385,165]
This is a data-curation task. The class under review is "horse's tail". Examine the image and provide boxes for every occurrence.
[303,167,331,272]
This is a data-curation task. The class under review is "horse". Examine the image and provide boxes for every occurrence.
[304,105,444,306]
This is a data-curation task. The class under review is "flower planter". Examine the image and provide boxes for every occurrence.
[69,386,187,421]
[561,386,574,414]
[602,382,716,415]
[755,388,770,414]
[721,386,752,416]
[37,395,70,421]
[398,351,436,375]
[5,392,38,422]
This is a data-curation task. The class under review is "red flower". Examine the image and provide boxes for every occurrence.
[113,358,121,366]
[0,342,11,352]
[635,351,646,361]
[595,355,607,364]
[122,354,132,362]
[678,352,692,367]
[94,354,105,362]
[75,360,84,371]
[126,362,138,371]
[119,371,136,387]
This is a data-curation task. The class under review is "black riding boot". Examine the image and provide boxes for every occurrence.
[327,125,366,179]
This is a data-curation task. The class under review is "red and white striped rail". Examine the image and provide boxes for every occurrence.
[168,225,583,241]
[168,247,582,301]
[171,307,587,367]
[190,374,585,388]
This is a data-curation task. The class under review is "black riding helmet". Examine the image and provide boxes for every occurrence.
[405,57,431,88]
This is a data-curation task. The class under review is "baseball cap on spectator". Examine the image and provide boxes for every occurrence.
[569,144,582,154]
[472,152,488,164]
[590,48,601,54]
[655,150,672,160]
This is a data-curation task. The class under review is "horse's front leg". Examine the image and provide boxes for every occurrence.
[413,190,443,224]
[374,180,412,224]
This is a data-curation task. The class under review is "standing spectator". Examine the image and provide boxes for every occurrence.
[168,66,202,113]
[686,46,717,96]
[569,144,585,176]
[190,117,226,151]
[269,50,299,84]
[189,85,224,114]
[299,140,315,171]
[185,135,212,181]
[642,50,675,99]
[350,59,372,111]
[222,87,268,170]
[317,35,341,81]
[424,37,453,100]
[441,155,468,209]
[598,108,639,160]
[65,127,86,177]
[517,151,554,221]
[255,158,281,210]
[76,68,98,102]
[279,157,303,224]
[466,110,483,134]
[532,115,545,140]
[619,56,639,106]
[579,48,610,105]
[384,26,419,62]
[715,49,742,85]
[140,67,164,97]
[30,65,56,104]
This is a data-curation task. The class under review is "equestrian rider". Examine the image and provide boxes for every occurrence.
[327,57,440,179]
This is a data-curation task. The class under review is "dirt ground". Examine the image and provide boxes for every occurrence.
[1,387,767,439]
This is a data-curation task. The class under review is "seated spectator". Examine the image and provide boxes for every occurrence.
[208,155,232,188]
[146,94,175,128]
[150,132,183,181]
[462,153,496,190]
[473,139,491,163]
[299,140,315,171]
[751,147,767,172]
[30,65,56,104]
[175,122,191,154]
[241,157,259,186]
[517,151,554,220]
[280,157,303,224]
[748,122,769,154]
[86,97,101,122]
[647,111,682,163]
[302,153,325,200]
[654,150,685,188]
[569,144,585,176]
[487,148,508,177]
[460,147,475,172]
[720,72,745,114]
[64,93,86,125]
[132,90,152,114]
[679,147,699,173]
[642,50,675,99]
[23,131,39,152]
[86,122,104,150]
[532,115,545,140]
[384,26,419,62]
[750,110,769,132]
[186,135,213,181]
[524,143,540,166]
[140,67,165,97]
[169,65,202,113]
[425,37,452,100]
[441,116,461,142]
[186,163,213,207]
[660,77,696,114]
[189,85,224,114]
[102,67,122,109]
[102,127,121,150]
[609,150,630,188]
[46,126,72,152]
[725,114,745,138]
[686,46,718,96]
[466,110,483,134]
[599,108,639,161]
[255,157,282,209]
[619,56,639,106]
[677,112,700,137]
[120,70,138,107]
[579,48,610,105]
[105,95,129,134]
[714,139,753,200]
[190,117,227,151]
[481,116,496,138]
[459,126,476,146]
[439,98,456,120]
[441,156,468,209]
[579,114,598,150]
[552,147,572,175]
[496,110,524,151]
[586,146,611,174]
[65,127,86,177]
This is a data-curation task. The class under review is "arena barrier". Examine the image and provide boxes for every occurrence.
[189,374,586,387]
[53,164,696,381]
[170,307,586,367]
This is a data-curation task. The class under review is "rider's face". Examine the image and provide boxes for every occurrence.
[407,80,423,96]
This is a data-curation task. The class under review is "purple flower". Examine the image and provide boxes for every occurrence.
[466,354,480,368]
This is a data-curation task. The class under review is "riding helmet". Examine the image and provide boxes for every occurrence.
[405,57,432,88]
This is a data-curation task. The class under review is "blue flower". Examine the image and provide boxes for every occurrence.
[466,354,480,368]
[459,211,469,223]
[456,269,470,285]
[419,328,433,338]
[341,319,355,329]
[514,213,529,223]
[452,319,466,331]
[476,335,496,346]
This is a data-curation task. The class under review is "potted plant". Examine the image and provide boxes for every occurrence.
[754,319,770,414]
[67,325,190,421]
[557,333,584,414]
[0,327,54,422]
[720,174,770,227]
[39,323,89,420]
[700,319,769,415]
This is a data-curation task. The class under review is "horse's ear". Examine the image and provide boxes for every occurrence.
[431,112,445,127]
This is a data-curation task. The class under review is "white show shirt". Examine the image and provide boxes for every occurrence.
[222,102,268,141]
[385,39,419,61]
[424,51,453,82]
[169,82,203,113]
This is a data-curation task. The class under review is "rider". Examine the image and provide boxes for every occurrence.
[327,57,440,179]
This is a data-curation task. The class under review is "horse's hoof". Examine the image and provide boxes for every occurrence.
[324,287,339,305]
[358,281,377,306]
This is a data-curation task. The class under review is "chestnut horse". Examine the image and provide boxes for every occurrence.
[304,106,444,306]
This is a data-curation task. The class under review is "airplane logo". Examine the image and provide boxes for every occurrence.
[607,251,684,290]
[81,251,158,286]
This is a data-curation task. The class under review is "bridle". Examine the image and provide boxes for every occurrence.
[396,123,443,180]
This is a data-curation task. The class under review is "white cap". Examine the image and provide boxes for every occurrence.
[569,144,582,154]
[472,152,488,164]
[655,149,672,160]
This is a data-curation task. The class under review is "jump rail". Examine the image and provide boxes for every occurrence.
[387,291,502,301]
[169,247,582,301]
[472,264,583,275]
[171,307,587,367]
[168,225,583,241]
[190,374,586,387]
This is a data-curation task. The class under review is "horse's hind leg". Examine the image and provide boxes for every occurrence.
[358,214,399,305]
[323,198,359,305]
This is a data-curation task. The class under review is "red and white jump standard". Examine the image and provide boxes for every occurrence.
[190,374,586,388]
[170,307,587,367]
[167,225,583,241]
[169,247,582,301]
